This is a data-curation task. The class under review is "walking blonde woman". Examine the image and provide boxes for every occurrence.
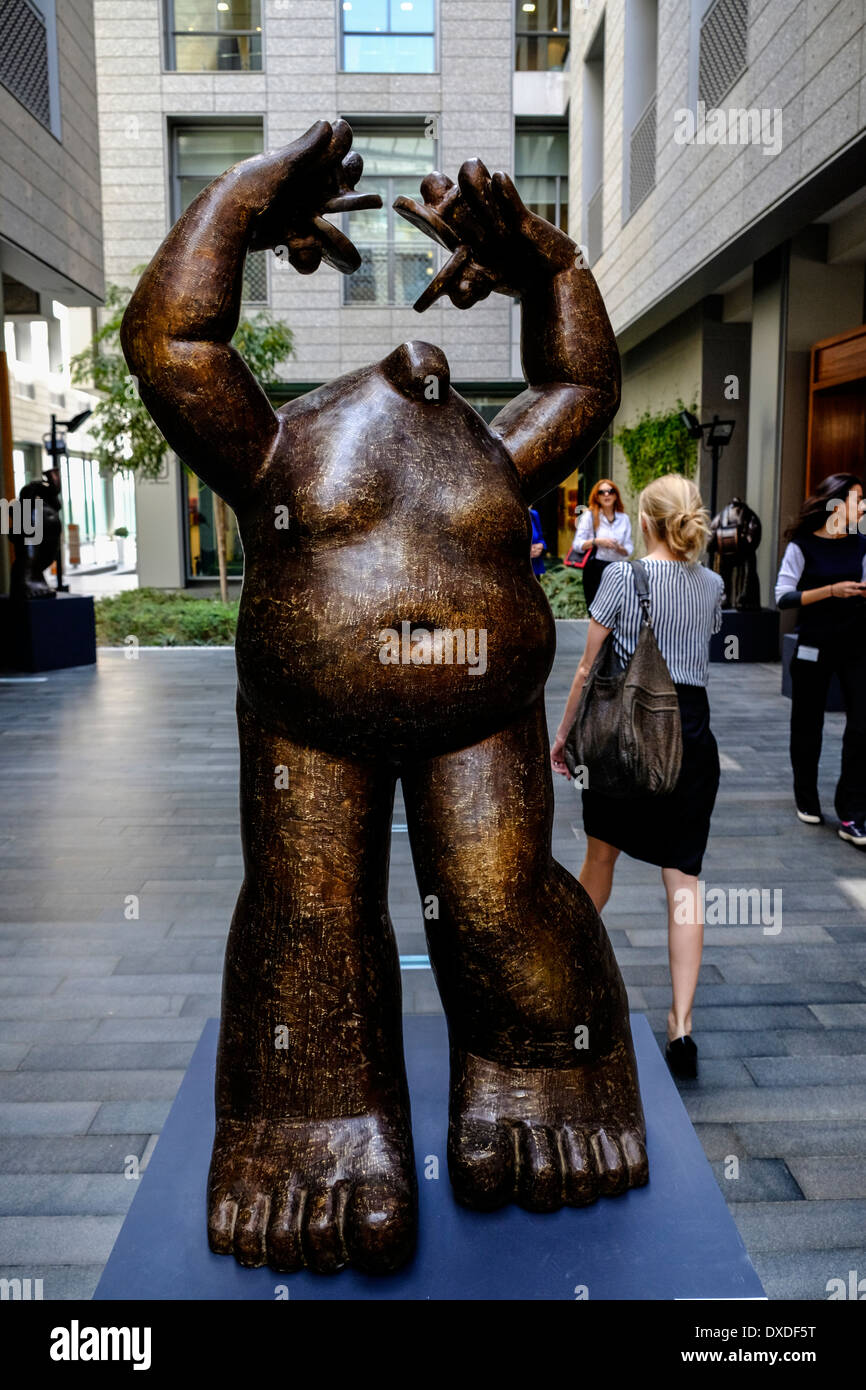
[551,475,724,1079]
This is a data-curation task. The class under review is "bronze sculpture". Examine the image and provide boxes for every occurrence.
[708,497,762,610]
[121,120,647,1277]
[9,469,63,600]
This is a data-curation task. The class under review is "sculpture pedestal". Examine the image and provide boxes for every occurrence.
[709,608,780,663]
[0,594,96,672]
[94,1015,764,1301]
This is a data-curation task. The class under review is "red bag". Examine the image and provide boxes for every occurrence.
[564,543,595,570]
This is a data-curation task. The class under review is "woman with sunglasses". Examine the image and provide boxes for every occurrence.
[574,478,633,606]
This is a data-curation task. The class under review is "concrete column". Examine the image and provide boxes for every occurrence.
[745,246,789,603]
[133,454,185,590]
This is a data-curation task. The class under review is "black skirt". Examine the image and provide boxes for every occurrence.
[581,684,719,875]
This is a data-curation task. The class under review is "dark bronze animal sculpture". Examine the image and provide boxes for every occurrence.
[122,119,647,1277]
[9,470,63,600]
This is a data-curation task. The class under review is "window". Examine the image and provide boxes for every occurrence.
[343,127,436,306]
[185,471,243,580]
[0,0,54,129]
[582,19,604,263]
[515,0,569,73]
[165,0,262,72]
[171,123,268,303]
[698,0,748,107]
[515,125,568,233]
[341,0,435,74]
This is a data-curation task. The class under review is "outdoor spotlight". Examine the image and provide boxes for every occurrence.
[680,409,702,440]
[64,408,93,434]
[707,417,735,446]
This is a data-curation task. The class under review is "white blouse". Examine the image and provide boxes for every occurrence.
[575,507,633,563]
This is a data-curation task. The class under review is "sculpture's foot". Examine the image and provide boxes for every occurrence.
[208,1112,416,1274]
[448,1038,648,1212]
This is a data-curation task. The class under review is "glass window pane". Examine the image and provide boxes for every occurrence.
[173,33,261,70]
[515,128,568,176]
[173,0,261,32]
[346,200,390,244]
[176,125,262,178]
[515,0,558,33]
[389,0,434,31]
[344,34,434,71]
[352,131,429,176]
[342,0,388,29]
[344,245,390,304]
[394,245,435,302]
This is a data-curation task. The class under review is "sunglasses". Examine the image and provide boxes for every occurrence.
[597,488,616,496]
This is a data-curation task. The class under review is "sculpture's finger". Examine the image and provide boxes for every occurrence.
[412,244,470,312]
[393,195,461,252]
[420,170,455,206]
[324,117,353,166]
[285,120,333,174]
[458,158,508,241]
[490,169,528,230]
[311,216,362,274]
[287,234,323,275]
[323,192,383,214]
[341,149,363,188]
[449,262,496,309]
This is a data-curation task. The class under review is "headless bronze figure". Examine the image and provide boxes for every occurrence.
[122,120,648,1277]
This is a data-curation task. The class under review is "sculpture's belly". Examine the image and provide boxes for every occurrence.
[235,541,556,762]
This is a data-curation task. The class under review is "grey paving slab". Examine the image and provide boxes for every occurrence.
[0,1215,122,1263]
[88,1102,172,1134]
[19,1043,196,1071]
[0,1103,100,1136]
[0,1264,103,1300]
[708,1158,803,1202]
[0,1175,136,1216]
[786,1157,866,1201]
[752,1250,866,1302]
[684,1087,866,1123]
[733,1124,866,1158]
[0,1071,186,1102]
[743,1056,866,1086]
[732,1201,866,1254]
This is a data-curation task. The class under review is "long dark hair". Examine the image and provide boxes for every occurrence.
[785,473,863,541]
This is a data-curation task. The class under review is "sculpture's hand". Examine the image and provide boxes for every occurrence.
[237,119,382,274]
[393,159,577,311]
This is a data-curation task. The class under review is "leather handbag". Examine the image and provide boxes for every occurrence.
[564,542,595,569]
[563,559,683,796]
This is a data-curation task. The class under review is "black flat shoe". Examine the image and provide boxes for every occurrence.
[665,1035,698,1079]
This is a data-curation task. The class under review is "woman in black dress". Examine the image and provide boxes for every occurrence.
[775,473,866,845]
[550,474,724,1079]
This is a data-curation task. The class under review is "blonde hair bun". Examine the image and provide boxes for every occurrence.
[639,474,710,564]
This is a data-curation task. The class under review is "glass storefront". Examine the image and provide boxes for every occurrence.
[185,468,243,580]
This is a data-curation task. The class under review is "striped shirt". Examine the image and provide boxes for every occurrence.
[589,559,725,687]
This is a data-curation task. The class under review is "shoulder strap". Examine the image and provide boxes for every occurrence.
[629,558,652,625]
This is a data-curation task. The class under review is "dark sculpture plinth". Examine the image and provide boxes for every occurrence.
[121,119,646,1277]
[0,593,96,672]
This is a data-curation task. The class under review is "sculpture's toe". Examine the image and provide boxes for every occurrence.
[558,1124,597,1207]
[344,1181,416,1274]
[302,1185,350,1274]
[515,1122,563,1212]
[590,1129,630,1196]
[266,1181,306,1272]
[233,1191,271,1267]
[448,1117,515,1210]
[621,1130,650,1189]
[207,1192,238,1255]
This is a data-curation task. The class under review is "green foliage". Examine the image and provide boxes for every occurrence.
[71,281,294,480]
[94,587,238,647]
[539,561,589,619]
[614,399,699,494]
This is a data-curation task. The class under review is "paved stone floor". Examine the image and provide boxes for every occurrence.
[0,629,864,1301]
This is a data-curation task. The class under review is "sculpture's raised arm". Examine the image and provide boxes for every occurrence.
[121,120,381,511]
[395,160,620,503]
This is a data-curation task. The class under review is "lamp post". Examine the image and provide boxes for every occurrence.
[42,408,92,592]
[679,410,736,520]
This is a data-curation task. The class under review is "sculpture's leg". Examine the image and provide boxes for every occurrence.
[208,698,416,1274]
[403,697,648,1212]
